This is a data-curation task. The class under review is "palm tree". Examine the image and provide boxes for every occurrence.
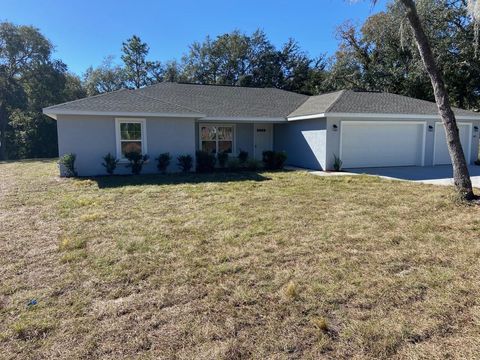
[373,0,476,200]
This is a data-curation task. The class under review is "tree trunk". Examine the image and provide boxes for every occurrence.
[0,100,7,161]
[400,0,474,200]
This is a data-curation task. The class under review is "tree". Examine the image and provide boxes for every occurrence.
[181,29,329,94]
[0,22,54,160]
[335,1,480,110]
[0,22,86,160]
[381,0,475,199]
[121,35,161,88]
[83,56,126,96]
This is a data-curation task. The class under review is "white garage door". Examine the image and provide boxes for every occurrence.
[340,121,425,168]
[433,123,471,165]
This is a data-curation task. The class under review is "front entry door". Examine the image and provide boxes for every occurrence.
[254,123,273,161]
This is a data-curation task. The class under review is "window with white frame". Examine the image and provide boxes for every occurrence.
[200,124,234,154]
[116,119,146,159]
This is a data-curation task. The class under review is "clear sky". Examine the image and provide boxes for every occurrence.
[1,0,387,76]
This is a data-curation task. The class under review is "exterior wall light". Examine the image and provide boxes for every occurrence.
[332,124,338,131]
[428,125,434,131]
[474,126,479,132]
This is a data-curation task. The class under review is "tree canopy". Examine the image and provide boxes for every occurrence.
[2,0,480,159]
[0,22,85,160]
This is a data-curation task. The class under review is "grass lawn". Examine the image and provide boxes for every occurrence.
[1,160,480,359]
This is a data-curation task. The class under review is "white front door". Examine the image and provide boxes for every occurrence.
[433,122,471,165]
[254,123,273,160]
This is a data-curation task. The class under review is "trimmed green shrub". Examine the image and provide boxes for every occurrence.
[262,151,275,170]
[238,150,249,164]
[102,153,119,175]
[195,150,216,173]
[177,154,193,173]
[274,151,287,169]
[333,154,343,172]
[156,152,171,173]
[59,153,77,177]
[217,152,229,168]
[245,159,262,171]
[125,152,149,175]
[227,158,241,171]
[262,151,287,170]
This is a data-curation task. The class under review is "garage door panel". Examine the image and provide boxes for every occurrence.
[433,123,471,165]
[340,122,425,168]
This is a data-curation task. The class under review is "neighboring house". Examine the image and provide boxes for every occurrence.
[43,82,480,176]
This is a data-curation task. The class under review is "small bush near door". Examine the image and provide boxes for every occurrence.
[156,153,171,173]
[217,152,229,168]
[227,158,241,171]
[262,151,287,170]
[59,153,77,177]
[177,154,193,173]
[333,154,343,172]
[245,159,262,171]
[238,150,249,164]
[196,150,216,172]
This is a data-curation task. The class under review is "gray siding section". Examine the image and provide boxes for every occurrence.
[57,115,196,176]
[472,121,480,162]
[235,123,254,156]
[274,118,327,170]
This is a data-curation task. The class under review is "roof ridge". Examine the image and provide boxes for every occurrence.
[145,81,310,96]
[323,89,348,114]
[43,88,129,110]
[129,90,203,114]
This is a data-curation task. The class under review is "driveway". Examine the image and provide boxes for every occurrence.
[344,165,480,187]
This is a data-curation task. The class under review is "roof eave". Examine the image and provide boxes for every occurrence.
[199,116,286,123]
[287,112,480,121]
[42,108,206,119]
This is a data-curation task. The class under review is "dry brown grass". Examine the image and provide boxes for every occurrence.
[1,159,480,359]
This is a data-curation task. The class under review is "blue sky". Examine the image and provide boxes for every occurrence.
[1,0,387,76]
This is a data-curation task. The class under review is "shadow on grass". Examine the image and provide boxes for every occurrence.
[89,171,272,188]
[0,158,57,164]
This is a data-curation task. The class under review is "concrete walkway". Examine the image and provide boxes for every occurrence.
[310,165,480,188]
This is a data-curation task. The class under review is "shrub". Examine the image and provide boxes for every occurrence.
[227,158,241,171]
[333,154,343,172]
[262,151,275,170]
[262,151,287,170]
[238,150,249,164]
[156,152,171,173]
[102,153,119,175]
[59,153,77,177]
[475,159,480,166]
[125,152,149,175]
[177,154,193,173]
[217,152,229,168]
[245,159,262,171]
[274,151,287,169]
[195,150,216,172]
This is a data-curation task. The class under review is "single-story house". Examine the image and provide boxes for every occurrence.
[43,82,480,176]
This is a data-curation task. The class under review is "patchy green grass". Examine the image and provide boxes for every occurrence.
[1,159,480,359]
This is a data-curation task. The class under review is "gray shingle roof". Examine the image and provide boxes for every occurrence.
[43,88,202,115]
[44,83,480,119]
[136,82,308,118]
[288,90,478,118]
[287,90,345,117]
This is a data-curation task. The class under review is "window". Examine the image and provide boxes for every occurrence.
[115,119,146,159]
[200,124,234,154]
